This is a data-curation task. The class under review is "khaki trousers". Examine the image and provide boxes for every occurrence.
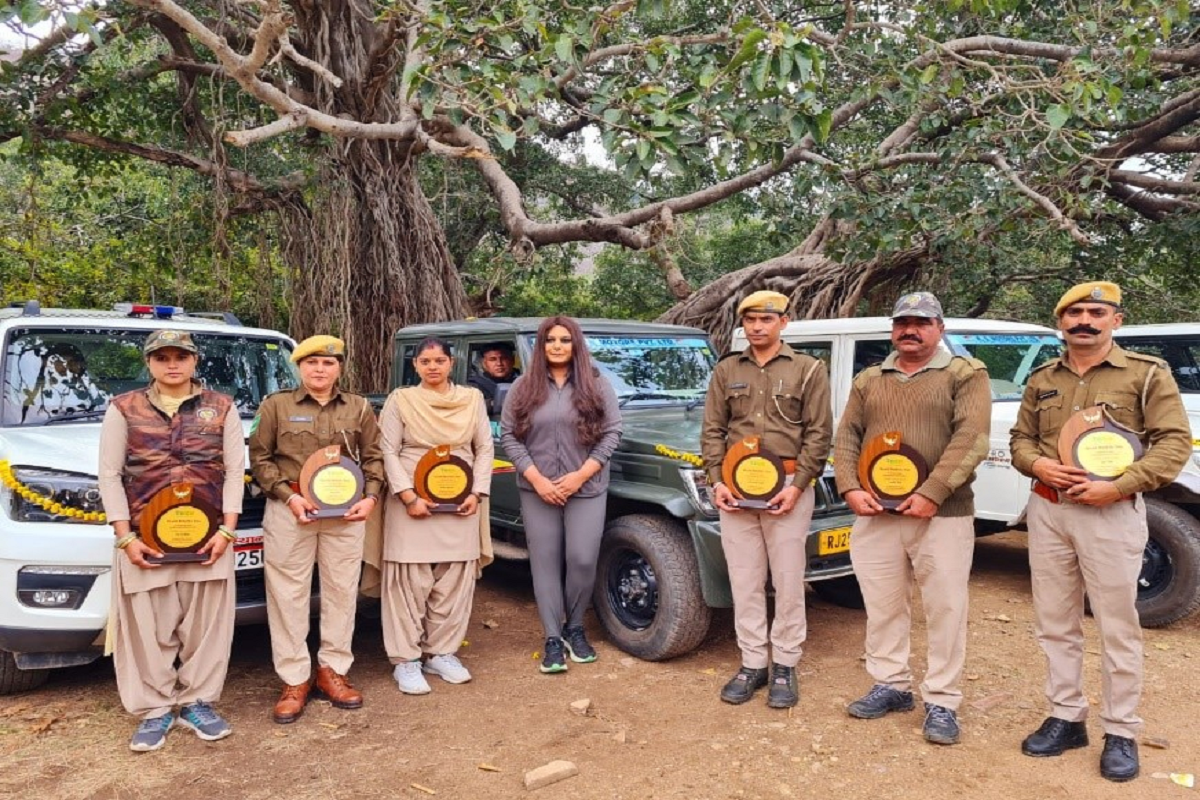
[263,498,365,685]
[112,574,235,719]
[849,514,975,710]
[382,561,476,663]
[718,485,815,669]
[1026,492,1147,738]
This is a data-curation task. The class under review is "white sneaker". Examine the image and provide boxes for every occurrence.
[393,661,431,695]
[422,654,472,684]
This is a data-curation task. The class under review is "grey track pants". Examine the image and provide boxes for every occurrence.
[518,490,608,638]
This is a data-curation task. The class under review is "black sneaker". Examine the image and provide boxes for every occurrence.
[766,664,799,709]
[1021,717,1089,757]
[720,666,769,704]
[1100,734,1139,782]
[562,625,597,663]
[540,637,568,674]
[923,703,960,745]
[847,684,915,719]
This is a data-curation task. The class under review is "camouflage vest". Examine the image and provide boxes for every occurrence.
[111,387,234,529]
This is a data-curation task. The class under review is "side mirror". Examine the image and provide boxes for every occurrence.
[492,383,510,417]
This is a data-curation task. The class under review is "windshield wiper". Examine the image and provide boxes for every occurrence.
[39,408,109,425]
[618,391,680,408]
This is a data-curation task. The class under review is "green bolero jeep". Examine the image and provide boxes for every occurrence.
[390,318,857,660]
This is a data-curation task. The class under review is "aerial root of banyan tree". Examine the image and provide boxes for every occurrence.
[279,140,467,392]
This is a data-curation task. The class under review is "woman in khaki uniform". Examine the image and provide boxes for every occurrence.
[380,337,493,694]
[98,330,244,752]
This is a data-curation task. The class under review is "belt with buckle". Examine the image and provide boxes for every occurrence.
[1032,480,1132,504]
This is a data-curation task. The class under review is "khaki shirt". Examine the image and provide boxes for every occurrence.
[249,386,385,503]
[701,342,833,488]
[1010,344,1191,495]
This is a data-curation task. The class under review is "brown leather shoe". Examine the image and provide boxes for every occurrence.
[314,666,363,709]
[273,681,311,724]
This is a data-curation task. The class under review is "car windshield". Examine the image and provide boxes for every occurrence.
[523,334,716,402]
[944,333,1062,400]
[2,327,298,426]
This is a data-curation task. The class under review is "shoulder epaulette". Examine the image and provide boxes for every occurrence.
[1030,358,1059,373]
[1124,350,1168,368]
[948,355,988,374]
[852,364,885,387]
[718,350,742,362]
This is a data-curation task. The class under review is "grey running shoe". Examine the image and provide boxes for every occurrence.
[923,703,960,745]
[129,712,176,752]
[178,702,232,741]
[847,684,915,719]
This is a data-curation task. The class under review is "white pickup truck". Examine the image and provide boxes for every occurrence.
[732,317,1200,627]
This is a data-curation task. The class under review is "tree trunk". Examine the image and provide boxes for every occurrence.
[278,144,466,393]
[270,2,467,393]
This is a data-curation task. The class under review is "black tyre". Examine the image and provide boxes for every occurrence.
[1136,499,1200,627]
[593,514,712,661]
[0,650,49,695]
[811,575,866,610]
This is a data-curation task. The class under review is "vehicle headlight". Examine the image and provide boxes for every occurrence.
[0,467,106,524]
[680,467,718,518]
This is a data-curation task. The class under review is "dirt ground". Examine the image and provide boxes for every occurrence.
[1,531,1197,800]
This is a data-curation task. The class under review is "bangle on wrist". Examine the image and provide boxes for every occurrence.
[217,525,237,542]
[114,533,138,550]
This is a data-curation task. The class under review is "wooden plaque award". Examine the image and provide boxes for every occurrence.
[857,431,930,511]
[721,437,786,510]
[139,483,219,563]
[413,445,474,513]
[299,446,366,519]
[1058,406,1144,481]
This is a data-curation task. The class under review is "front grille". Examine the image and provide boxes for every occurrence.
[815,474,847,512]
[239,494,266,529]
[235,569,266,605]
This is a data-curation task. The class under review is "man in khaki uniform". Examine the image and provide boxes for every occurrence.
[834,292,991,746]
[250,335,385,723]
[1010,281,1190,782]
[702,290,832,708]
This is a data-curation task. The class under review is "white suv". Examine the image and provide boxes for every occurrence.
[733,317,1200,627]
[0,301,297,693]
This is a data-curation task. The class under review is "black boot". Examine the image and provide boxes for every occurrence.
[1021,717,1089,757]
[1100,735,1139,782]
[719,666,768,704]
[766,664,799,709]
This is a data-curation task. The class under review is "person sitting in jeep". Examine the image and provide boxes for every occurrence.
[467,342,520,407]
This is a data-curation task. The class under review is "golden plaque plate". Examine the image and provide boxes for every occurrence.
[414,445,474,513]
[139,483,219,563]
[1058,406,1144,481]
[721,437,786,510]
[857,431,929,511]
[299,446,366,519]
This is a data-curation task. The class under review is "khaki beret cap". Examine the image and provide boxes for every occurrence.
[143,330,198,356]
[291,335,346,363]
[1054,281,1122,316]
[736,290,790,316]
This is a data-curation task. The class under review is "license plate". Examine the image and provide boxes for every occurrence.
[817,525,851,556]
[234,535,264,571]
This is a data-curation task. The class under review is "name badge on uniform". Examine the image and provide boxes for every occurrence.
[289,415,314,422]
[729,382,748,390]
[1036,389,1059,401]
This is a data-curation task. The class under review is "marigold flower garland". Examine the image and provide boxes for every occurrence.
[654,444,704,468]
[0,459,106,522]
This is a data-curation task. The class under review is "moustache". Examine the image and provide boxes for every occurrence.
[1067,325,1101,335]
[898,335,922,342]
